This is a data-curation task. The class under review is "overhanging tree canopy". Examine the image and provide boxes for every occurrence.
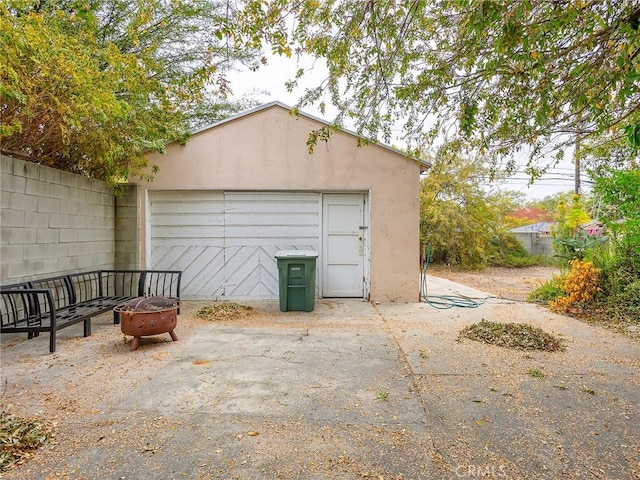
[231,0,640,170]
[419,141,522,268]
[0,0,256,184]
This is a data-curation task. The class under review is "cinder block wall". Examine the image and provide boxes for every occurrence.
[115,184,140,269]
[513,232,553,257]
[1,155,116,284]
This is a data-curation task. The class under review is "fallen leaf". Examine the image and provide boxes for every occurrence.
[193,360,212,365]
[142,444,158,454]
[475,415,491,426]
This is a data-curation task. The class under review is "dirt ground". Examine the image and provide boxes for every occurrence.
[426,264,560,302]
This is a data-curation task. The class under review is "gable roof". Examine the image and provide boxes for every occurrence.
[191,101,430,171]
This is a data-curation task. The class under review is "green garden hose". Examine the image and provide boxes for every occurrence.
[420,243,490,309]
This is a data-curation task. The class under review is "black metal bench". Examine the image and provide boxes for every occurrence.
[0,270,181,353]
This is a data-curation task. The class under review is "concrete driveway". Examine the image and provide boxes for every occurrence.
[1,276,639,479]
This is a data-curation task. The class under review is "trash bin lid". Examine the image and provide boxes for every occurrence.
[275,250,318,259]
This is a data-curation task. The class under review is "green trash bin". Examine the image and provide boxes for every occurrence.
[275,250,318,312]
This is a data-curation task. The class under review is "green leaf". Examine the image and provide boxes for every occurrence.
[0,0,257,185]
[624,123,640,149]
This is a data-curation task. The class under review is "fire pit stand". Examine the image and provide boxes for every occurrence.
[114,296,179,351]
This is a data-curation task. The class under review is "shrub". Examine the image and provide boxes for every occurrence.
[500,253,548,268]
[553,233,607,262]
[528,275,565,303]
[592,244,640,298]
[550,260,601,313]
[490,232,548,267]
[618,281,640,310]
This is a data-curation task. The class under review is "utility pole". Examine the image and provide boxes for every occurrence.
[574,133,581,195]
[574,116,582,195]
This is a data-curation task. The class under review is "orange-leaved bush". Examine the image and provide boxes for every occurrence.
[550,259,601,313]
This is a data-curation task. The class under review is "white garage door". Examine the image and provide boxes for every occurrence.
[149,191,319,299]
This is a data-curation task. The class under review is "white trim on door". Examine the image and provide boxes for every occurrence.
[321,193,368,298]
[363,192,371,300]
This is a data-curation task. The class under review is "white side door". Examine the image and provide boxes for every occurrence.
[322,193,366,297]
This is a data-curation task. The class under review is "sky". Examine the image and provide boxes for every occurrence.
[228,53,586,202]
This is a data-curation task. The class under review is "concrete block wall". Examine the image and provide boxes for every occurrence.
[1,155,116,284]
[115,185,140,269]
[513,232,554,257]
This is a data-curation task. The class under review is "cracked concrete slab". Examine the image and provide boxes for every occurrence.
[1,277,638,479]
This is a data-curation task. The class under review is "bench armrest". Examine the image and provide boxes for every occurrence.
[1,288,57,330]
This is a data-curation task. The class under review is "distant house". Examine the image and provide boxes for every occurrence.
[510,222,556,257]
[580,221,605,237]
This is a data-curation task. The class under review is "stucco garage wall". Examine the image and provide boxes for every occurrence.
[1,155,116,284]
[137,105,421,302]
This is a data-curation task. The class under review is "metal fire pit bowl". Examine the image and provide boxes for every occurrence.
[114,296,179,351]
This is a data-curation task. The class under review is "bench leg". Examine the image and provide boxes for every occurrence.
[83,319,91,337]
[113,310,120,325]
[49,330,56,353]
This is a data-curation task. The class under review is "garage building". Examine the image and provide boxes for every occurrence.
[122,102,427,302]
